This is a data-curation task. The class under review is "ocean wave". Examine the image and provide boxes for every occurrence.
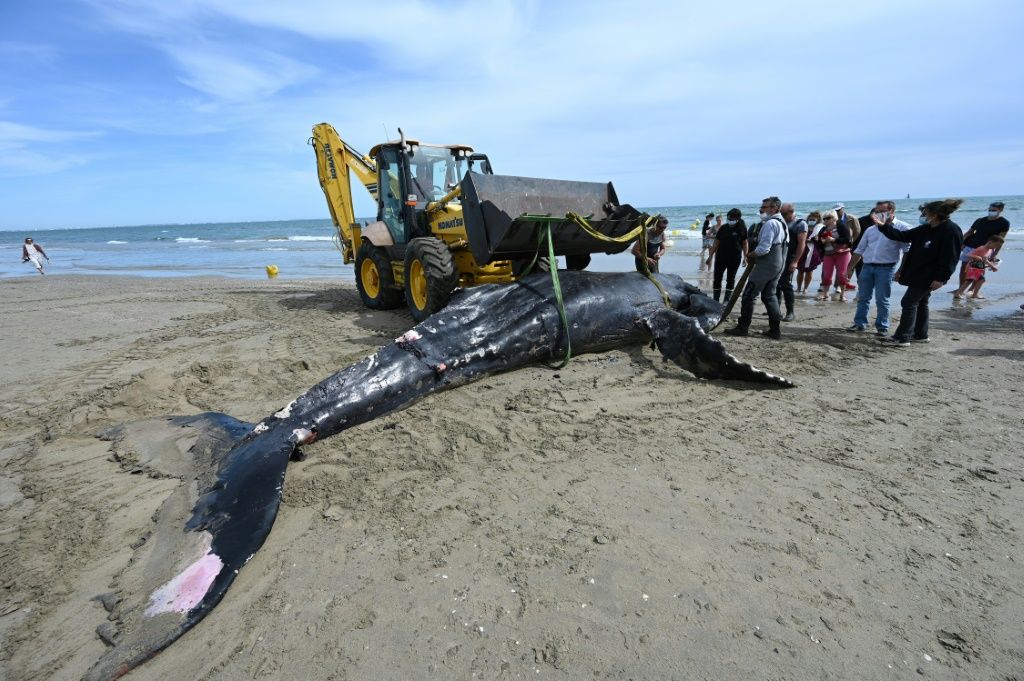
[263,247,288,251]
[176,237,211,243]
[287,235,333,241]
[107,240,128,244]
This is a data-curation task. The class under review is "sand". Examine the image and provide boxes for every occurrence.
[1,274,1022,681]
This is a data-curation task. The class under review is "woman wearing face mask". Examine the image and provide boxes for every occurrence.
[706,208,748,301]
[875,199,965,346]
[797,211,823,294]
[815,210,854,301]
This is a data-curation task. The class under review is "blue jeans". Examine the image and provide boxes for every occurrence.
[853,263,896,331]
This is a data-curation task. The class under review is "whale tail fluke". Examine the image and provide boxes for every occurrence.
[643,308,795,388]
[84,413,292,681]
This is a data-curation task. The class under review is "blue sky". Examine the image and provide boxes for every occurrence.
[1,0,1022,229]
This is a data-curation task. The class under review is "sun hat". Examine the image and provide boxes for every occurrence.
[832,202,845,210]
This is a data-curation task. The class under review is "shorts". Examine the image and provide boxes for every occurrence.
[965,267,985,281]
[702,237,713,249]
[959,246,975,264]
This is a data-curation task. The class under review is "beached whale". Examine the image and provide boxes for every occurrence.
[84,271,792,680]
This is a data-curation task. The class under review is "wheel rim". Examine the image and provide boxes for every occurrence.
[409,259,428,311]
[361,259,380,298]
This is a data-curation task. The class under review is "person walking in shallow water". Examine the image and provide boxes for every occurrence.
[21,237,49,275]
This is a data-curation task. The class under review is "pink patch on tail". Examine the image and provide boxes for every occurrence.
[144,550,224,617]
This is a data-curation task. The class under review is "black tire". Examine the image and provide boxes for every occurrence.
[565,254,591,271]
[404,237,458,322]
[355,241,403,310]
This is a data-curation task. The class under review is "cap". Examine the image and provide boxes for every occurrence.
[832,202,845,210]
[989,201,1004,209]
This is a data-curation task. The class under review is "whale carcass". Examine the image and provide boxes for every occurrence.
[84,271,792,680]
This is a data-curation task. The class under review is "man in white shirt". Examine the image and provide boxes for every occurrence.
[724,196,788,339]
[844,200,909,335]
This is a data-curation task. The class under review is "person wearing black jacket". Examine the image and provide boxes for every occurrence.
[875,199,964,346]
[706,208,748,301]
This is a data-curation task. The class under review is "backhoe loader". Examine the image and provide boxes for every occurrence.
[310,123,655,321]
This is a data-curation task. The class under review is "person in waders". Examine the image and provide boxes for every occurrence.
[724,196,788,339]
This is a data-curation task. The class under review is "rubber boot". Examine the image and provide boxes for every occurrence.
[761,319,782,340]
[783,310,795,322]
[724,324,748,337]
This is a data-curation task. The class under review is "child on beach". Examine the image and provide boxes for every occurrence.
[955,235,1003,299]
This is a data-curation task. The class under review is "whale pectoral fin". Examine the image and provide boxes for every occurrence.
[642,308,794,388]
[85,413,291,681]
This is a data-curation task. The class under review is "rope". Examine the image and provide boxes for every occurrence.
[567,211,671,308]
[632,219,673,309]
[544,224,572,369]
[517,223,571,368]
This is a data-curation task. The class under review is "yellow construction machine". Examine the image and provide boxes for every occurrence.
[310,123,655,321]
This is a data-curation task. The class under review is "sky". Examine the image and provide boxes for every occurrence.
[1,0,1022,230]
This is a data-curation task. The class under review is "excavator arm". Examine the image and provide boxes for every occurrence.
[310,123,380,263]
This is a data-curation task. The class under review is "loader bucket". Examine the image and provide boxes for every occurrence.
[460,171,647,264]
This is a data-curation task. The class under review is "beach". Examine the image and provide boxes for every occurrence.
[1,273,1022,680]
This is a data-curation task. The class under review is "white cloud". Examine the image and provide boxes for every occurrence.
[0,122,97,176]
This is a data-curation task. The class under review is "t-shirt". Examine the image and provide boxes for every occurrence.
[967,245,992,269]
[964,216,1010,248]
[714,221,747,260]
[786,218,807,261]
[645,229,665,257]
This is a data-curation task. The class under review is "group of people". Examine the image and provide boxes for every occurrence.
[710,197,1010,346]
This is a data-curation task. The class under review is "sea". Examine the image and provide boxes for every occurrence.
[4,195,1022,316]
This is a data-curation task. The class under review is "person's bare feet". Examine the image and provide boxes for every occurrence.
[970,293,985,299]
[953,291,963,299]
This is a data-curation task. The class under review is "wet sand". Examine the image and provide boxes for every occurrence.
[1,274,1022,680]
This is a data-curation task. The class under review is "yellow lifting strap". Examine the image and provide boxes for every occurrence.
[566,211,673,309]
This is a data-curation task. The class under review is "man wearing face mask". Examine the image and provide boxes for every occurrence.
[844,200,909,335]
[724,196,788,339]
[954,201,1010,298]
[775,203,807,322]
[706,208,748,301]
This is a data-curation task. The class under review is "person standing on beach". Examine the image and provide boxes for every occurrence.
[797,211,824,294]
[954,201,1010,298]
[775,203,807,322]
[706,208,748,301]
[815,210,854,302]
[844,200,909,335]
[724,196,787,339]
[700,213,715,271]
[833,203,860,292]
[21,237,50,275]
[876,199,964,347]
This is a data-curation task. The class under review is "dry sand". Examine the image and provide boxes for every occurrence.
[0,274,1022,681]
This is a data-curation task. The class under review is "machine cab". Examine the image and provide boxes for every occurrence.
[372,135,491,249]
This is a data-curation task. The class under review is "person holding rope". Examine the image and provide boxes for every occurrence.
[633,216,668,273]
[724,196,788,339]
